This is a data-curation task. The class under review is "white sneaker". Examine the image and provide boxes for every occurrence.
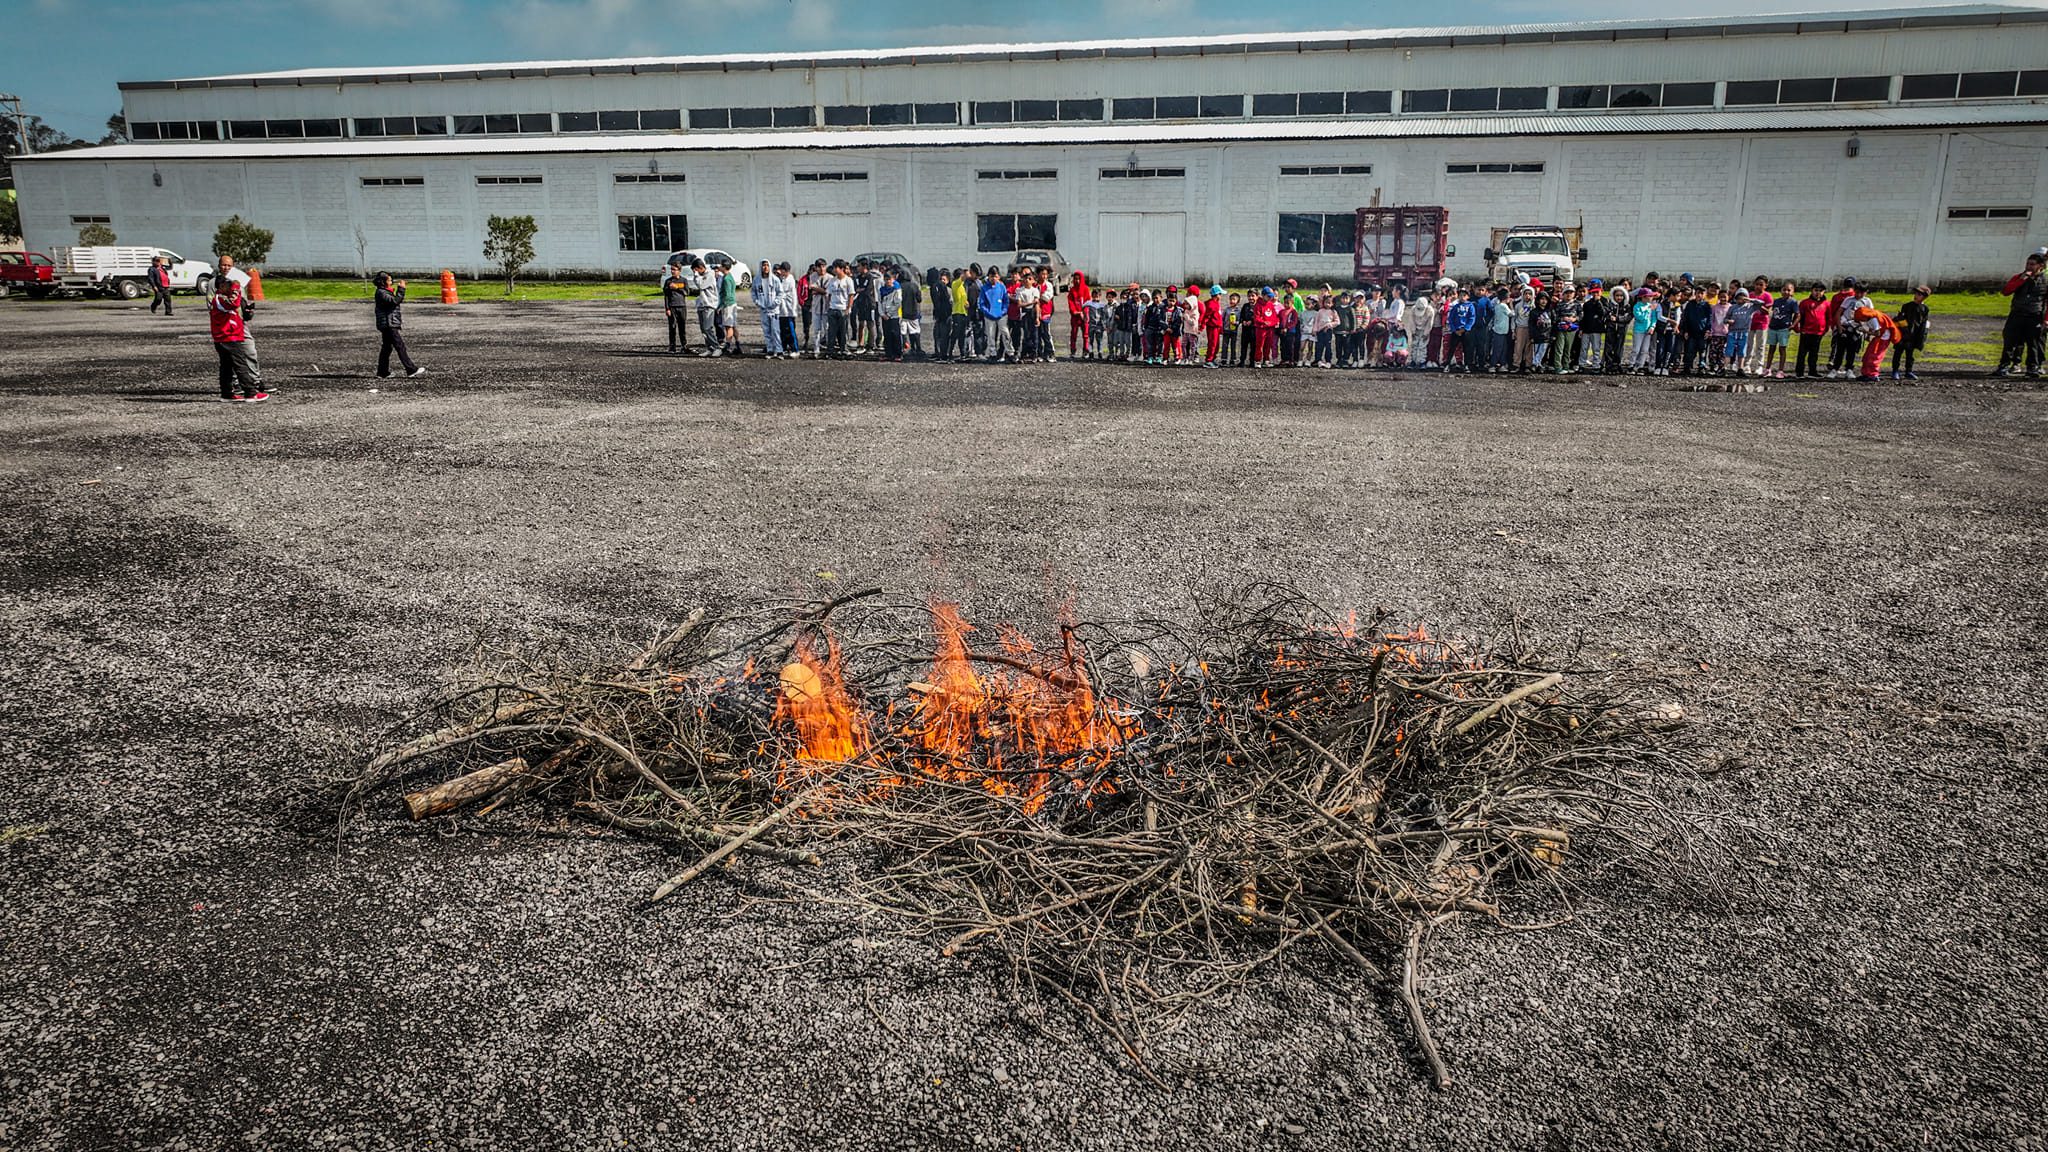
[408,366,427,378]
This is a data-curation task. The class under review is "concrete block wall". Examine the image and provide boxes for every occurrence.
[16,129,2046,286]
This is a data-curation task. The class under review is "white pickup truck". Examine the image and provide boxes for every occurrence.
[1482,226,1588,287]
[49,246,215,299]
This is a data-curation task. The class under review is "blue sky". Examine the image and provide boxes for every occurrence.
[10,0,1972,140]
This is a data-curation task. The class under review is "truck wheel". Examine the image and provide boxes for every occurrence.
[27,287,53,300]
[193,275,212,297]
[116,278,144,300]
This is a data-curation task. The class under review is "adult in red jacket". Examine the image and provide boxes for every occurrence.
[148,256,175,316]
[1066,272,1091,357]
[1201,286,1225,366]
[209,280,266,402]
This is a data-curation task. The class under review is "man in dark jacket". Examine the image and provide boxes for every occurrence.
[1998,251,2047,376]
[148,256,175,315]
[373,272,426,379]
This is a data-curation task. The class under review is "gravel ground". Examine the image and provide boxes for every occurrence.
[1,298,2043,1151]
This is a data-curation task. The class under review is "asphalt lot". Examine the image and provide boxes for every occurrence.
[1,297,2043,1150]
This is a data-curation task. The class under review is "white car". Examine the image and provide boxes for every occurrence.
[666,248,752,288]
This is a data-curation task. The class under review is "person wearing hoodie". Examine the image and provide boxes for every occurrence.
[979,273,1013,362]
[752,260,782,357]
[878,272,904,362]
[1065,272,1091,358]
[1201,286,1225,367]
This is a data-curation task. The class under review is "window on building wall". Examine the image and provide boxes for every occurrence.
[133,121,162,139]
[690,108,730,129]
[485,114,519,134]
[1445,162,1544,174]
[1113,97,1154,120]
[1253,93,1298,117]
[1559,85,1608,109]
[1725,80,1778,105]
[1402,89,1450,113]
[976,213,1057,251]
[1276,213,1353,255]
[599,110,638,131]
[1058,99,1103,121]
[519,113,552,132]
[1279,165,1371,176]
[1778,77,1833,103]
[640,109,681,130]
[1015,99,1057,122]
[1660,82,1713,106]
[1499,87,1546,110]
[1946,206,2032,219]
[614,172,686,183]
[2021,70,2048,96]
[454,113,550,135]
[915,102,958,125]
[360,177,424,187]
[869,103,914,126]
[1346,90,1392,114]
[1960,71,2020,98]
[264,120,305,138]
[1098,167,1185,179]
[619,213,688,251]
[1156,95,1198,119]
[977,170,1058,180]
[972,101,1012,124]
[476,175,543,185]
[1901,73,1959,100]
[415,116,448,135]
[1833,76,1889,102]
[1200,94,1243,118]
[71,215,111,225]
[561,111,600,132]
[823,105,866,126]
[1612,83,1663,108]
[302,119,342,137]
[1298,91,1344,116]
[228,120,265,139]
[1449,88,1499,112]
[791,171,868,181]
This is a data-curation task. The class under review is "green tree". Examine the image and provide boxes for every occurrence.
[483,214,538,295]
[77,221,116,245]
[212,215,275,266]
[101,113,128,145]
[0,191,19,242]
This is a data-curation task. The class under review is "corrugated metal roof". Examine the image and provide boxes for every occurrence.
[26,102,2048,162]
[118,4,2046,91]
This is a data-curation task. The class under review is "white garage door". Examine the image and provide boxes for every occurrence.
[790,213,873,267]
[1097,212,1186,284]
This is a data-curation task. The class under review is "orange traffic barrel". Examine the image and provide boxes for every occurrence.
[247,268,266,301]
[440,269,459,304]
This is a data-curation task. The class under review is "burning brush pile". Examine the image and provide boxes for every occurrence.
[358,586,1702,1087]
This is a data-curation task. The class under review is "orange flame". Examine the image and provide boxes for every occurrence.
[772,634,869,766]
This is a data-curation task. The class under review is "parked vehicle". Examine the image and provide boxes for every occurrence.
[1353,206,1453,291]
[49,246,214,299]
[854,251,915,278]
[0,251,59,298]
[1011,249,1072,282]
[666,248,752,288]
[1483,225,1588,286]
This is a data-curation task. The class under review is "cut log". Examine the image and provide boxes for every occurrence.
[404,757,533,821]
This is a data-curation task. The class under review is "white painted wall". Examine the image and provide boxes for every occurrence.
[17,130,2046,285]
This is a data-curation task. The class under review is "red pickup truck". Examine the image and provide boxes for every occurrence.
[0,251,59,298]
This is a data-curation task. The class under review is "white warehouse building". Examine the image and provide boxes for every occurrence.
[14,3,2048,286]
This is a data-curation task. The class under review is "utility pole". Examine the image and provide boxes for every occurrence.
[0,94,28,158]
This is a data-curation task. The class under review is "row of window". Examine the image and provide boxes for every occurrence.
[1280,165,1372,176]
[822,103,961,127]
[615,173,687,183]
[1099,167,1186,179]
[978,169,1058,181]
[1946,206,2032,219]
[475,175,543,185]
[129,70,2048,146]
[1401,87,1548,114]
[620,213,689,251]
[1253,92,1393,117]
[1446,162,1545,174]
[358,163,1474,191]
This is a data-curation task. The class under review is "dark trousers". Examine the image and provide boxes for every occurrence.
[2000,314,2045,372]
[1680,332,1706,375]
[216,340,262,397]
[827,310,849,356]
[666,310,689,352]
[150,286,174,314]
[1828,332,1862,373]
[1796,333,1822,376]
[376,327,417,376]
[777,316,797,354]
[1601,330,1622,373]
[1890,344,1917,374]
[1465,328,1489,370]
[882,318,903,360]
